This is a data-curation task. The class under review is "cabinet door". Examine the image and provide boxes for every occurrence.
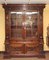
[9,11,39,56]
[22,11,39,55]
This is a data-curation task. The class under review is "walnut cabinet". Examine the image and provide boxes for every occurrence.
[3,4,45,57]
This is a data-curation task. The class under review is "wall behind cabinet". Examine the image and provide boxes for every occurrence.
[0,4,49,51]
[43,4,49,51]
[0,5,5,51]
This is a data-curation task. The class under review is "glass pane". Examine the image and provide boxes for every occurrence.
[11,14,16,26]
[22,13,38,38]
[32,14,38,36]
[11,13,23,38]
[10,11,38,39]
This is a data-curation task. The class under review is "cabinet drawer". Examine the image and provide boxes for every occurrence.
[27,47,39,51]
[26,43,38,47]
[10,40,39,44]
[10,43,23,48]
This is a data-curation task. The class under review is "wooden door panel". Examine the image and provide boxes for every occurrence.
[25,46,40,55]
[10,47,24,55]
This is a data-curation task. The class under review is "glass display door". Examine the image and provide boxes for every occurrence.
[9,11,39,56]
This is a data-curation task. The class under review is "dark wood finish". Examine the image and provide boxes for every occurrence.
[3,4,45,58]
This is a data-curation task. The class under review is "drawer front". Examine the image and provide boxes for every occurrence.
[26,43,39,48]
[10,37,38,43]
[10,42,39,48]
[10,43,23,48]
[10,40,39,44]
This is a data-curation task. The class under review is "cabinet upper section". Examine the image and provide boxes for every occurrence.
[3,4,45,11]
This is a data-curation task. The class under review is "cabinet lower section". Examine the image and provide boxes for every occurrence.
[4,42,44,57]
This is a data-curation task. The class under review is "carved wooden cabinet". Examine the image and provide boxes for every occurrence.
[3,4,45,57]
